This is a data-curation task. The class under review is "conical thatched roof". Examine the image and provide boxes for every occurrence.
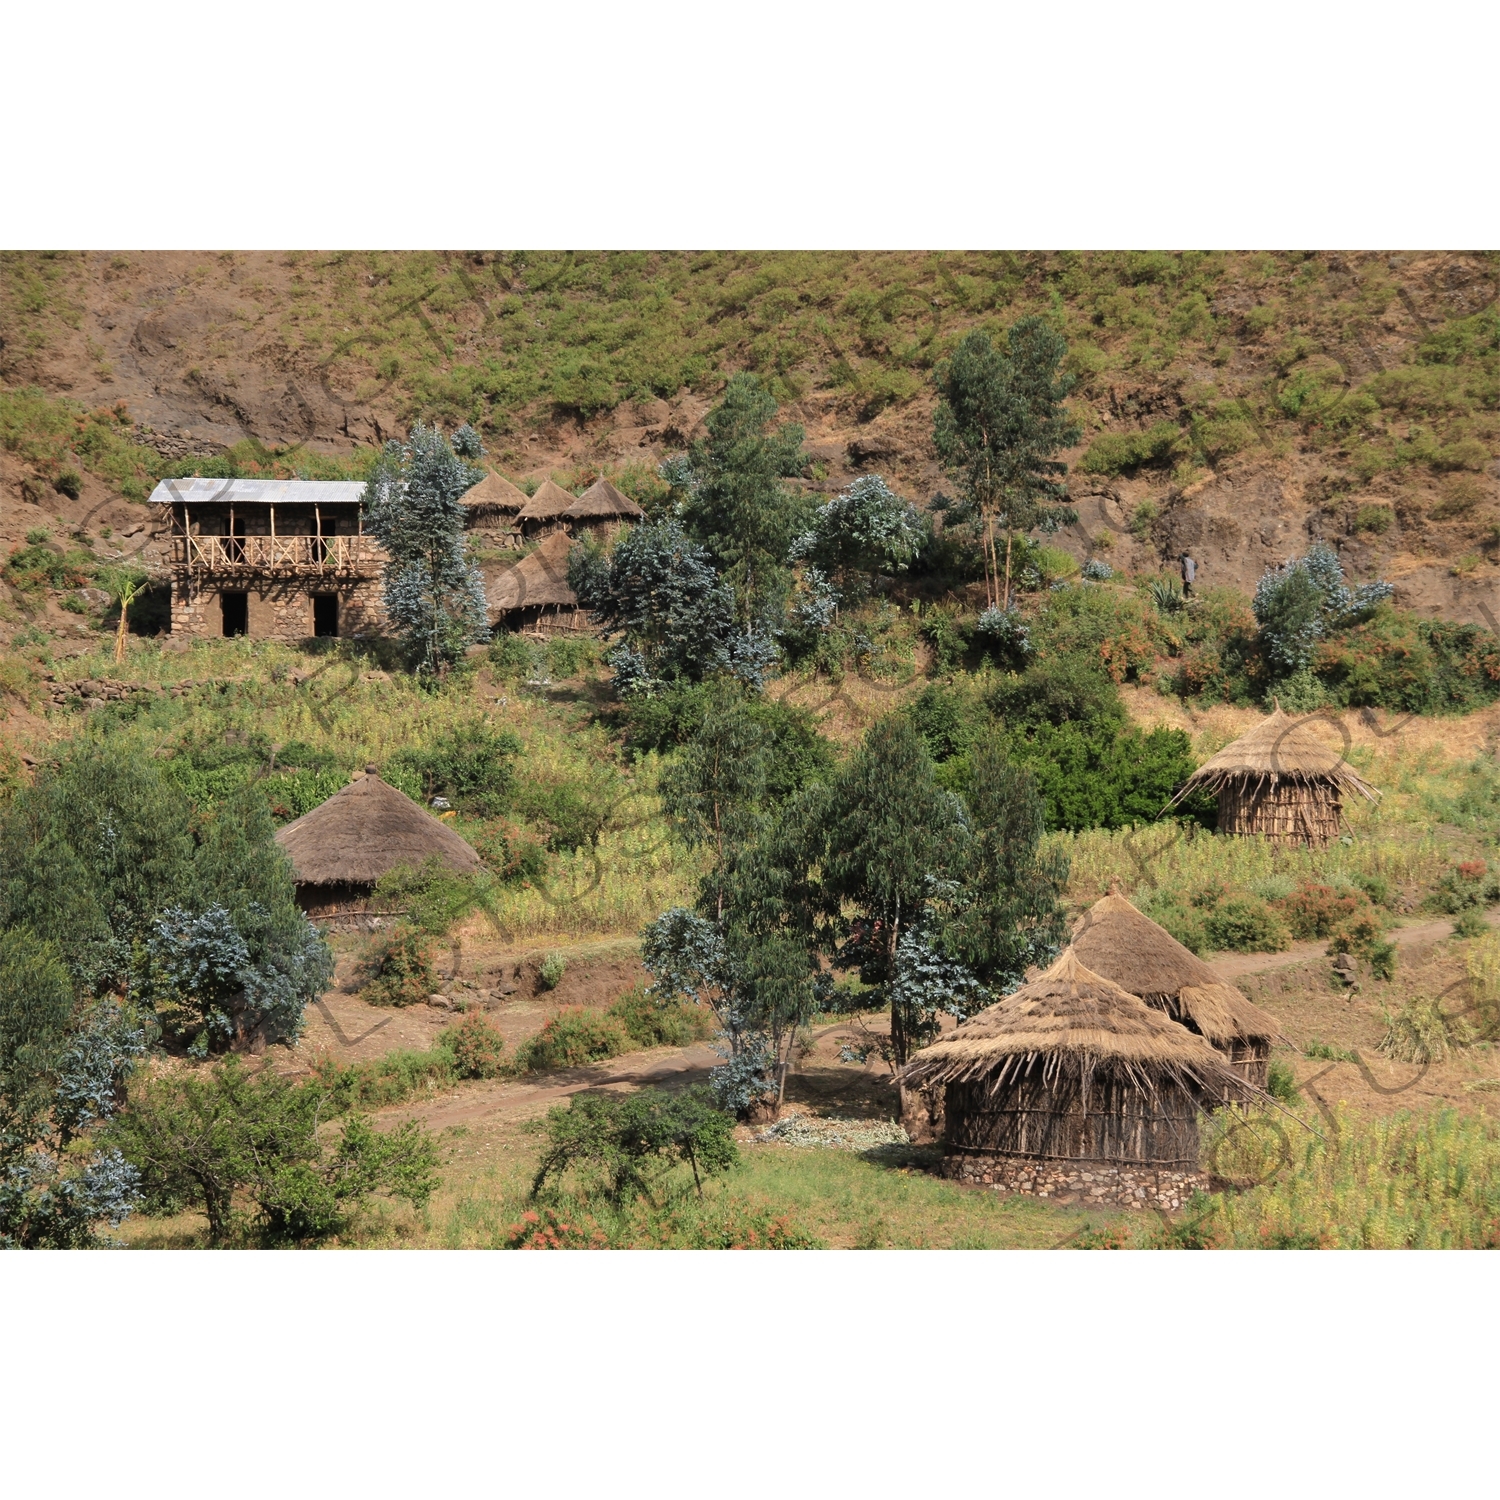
[565,478,644,522]
[464,470,529,520]
[1070,892,1284,1047]
[1167,706,1380,805]
[516,479,578,522]
[900,948,1251,1095]
[488,529,577,611]
[274,770,483,887]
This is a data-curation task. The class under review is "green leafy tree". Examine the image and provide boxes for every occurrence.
[945,734,1069,990]
[812,718,971,1065]
[362,421,490,673]
[112,1057,439,1245]
[670,373,812,618]
[933,320,1081,609]
[0,931,145,1248]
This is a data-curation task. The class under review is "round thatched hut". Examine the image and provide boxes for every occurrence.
[899,948,1254,1208]
[274,767,483,919]
[488,531,584,635]
[463,470,529,532]
[564,478,644,535]
[1166,704,1379,848]
[515,479,578,538]
[1069,891,1284,1087]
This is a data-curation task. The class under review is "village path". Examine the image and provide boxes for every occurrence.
[1206,909,1498,981]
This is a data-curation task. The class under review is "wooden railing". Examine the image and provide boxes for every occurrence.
[173,535,383,576]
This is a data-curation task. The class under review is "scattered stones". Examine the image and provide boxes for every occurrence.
[756,1113,910,1151]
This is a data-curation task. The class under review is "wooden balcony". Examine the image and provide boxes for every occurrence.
[171,534,383,579]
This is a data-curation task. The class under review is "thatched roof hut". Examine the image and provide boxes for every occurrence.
[274,767,483,917]
[488,531,584,633]
[463,470,529,526]
[1070,891,1284,1087]
[564,478,644,529]
[899,948,1254,1207]
[515,479,578,535]
[1166,704,1378,848]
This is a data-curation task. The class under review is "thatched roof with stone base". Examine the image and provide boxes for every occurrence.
[274,768,483,888]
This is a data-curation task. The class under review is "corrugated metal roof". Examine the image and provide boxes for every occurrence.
[148,478,367,506]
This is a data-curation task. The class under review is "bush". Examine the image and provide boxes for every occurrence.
[517,1007,628,1071]
[504,1205,609,1248]
[386,721,521,816]
[546,635,598,678]
[1201,896,1289,953]
[539,951,566,990]
[1078,421,1183,475]
[529,1085,738,1202]
[441,1010,507,1079]
[372,856,484,935]
[1352,504,1393,534]
[608,985,712,1048]
[1429,859,1500,914]
[1265,1059,1301,1102]
[1273,882,1379,940]
[359,924,436,1007]
[112,1057,440,1246]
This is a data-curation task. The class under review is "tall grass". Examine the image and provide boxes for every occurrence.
[1200,1106,1500,1248]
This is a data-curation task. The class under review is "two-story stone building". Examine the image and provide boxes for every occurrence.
[148,477,386,640]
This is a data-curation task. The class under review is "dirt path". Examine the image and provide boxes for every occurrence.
[1207,909,1495,981]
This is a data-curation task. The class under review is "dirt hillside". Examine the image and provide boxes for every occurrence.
[3,250,1497,622]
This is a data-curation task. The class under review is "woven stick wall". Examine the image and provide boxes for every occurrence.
[1216,777,1343,849]
[945,1063,1209,1167]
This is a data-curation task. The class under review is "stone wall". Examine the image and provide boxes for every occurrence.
[941,1151,1206,1211]
[170,577,386,641]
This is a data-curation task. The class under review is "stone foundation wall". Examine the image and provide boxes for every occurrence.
[942,1152,1206,1210]
[170,578,386,640]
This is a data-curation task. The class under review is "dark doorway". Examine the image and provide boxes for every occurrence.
[313,594,339,638]
[221,591,248,637]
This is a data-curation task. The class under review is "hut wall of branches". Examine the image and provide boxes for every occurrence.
[1214,775,1342,845]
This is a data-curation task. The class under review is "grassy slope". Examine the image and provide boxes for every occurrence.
[3,250,1496,516]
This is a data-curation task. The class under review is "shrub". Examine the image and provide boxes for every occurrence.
[1201,896,1289,953]
[1352,504,1393,534]
[529,1085,738,1202]
[372,856,484,935]
[1265,1059,1301,1102]
[503,1205,609,1248]
[608,985,712,1048]
[359,924,436,1007]
[1273,882,1377,940]
[441,1010,506,1079]
[546,634,597,679]
[112,1057,440,1245]
[539,951,567,990]
[386,721,521,816]
[1078,422,1182,475]
[517,1007,628,1071]
[1429,860,1500,914]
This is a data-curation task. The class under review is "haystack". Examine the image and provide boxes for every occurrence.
[899,948,1254,1207]
[1166,704,1378,848]
[463,470,529,526]
[1069,891,1284,1087]
[274,767,483,917]
[515,479,578,536]
[488,530,583,633]
[564,478,644,529]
